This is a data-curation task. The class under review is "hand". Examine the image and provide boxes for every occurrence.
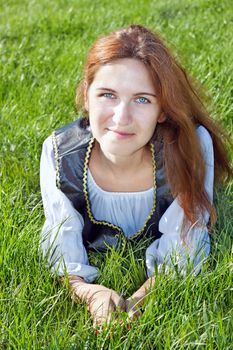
[88,286,125,326]
[126,277,155,319]
[68,276,125,326]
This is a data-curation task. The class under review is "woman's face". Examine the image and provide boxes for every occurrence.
[86,58,164,158]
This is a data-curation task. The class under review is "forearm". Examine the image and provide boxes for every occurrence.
[126,276,155,318]
[68,275,86,286]
[131,276,155,301]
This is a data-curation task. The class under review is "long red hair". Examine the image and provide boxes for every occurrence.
[76,24,232,233]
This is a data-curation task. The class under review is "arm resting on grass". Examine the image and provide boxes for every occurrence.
[40,136,99,283]
[127,126,214,316]
[146,126,214,277]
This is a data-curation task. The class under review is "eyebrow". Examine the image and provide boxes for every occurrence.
[96,88,157,98]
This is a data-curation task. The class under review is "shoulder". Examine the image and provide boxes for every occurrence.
[196,125,213,156]
[52,118,92,156]
[42,135,53,156]
[196,125,213,147]
[54,118,90,137]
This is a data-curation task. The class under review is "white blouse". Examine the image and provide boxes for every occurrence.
[40,126,214,282]
[88,169,154,237]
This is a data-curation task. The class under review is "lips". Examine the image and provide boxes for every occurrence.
[106,128,134,136]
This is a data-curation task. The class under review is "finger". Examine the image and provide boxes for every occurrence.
[110,293,126,311]
[116,296,126,311]
[125,297,142,320]
[92,299,115,326]
[127,307,140,319]
[93,309,112,327]
[125,298,134,313]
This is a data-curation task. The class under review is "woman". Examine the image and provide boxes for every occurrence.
[40,24,232,326]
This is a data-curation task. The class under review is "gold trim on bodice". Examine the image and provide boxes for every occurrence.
[82,138,157,239]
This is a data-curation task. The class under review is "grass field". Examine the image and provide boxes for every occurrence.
[0,0,232,349]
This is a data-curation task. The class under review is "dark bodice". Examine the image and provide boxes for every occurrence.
[52,118,173,250]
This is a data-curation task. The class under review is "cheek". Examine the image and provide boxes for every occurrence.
[89,103,112,122]
[89,108,111,132]
[137,110,159,128]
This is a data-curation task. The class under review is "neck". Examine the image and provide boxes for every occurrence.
[94,142,151,176]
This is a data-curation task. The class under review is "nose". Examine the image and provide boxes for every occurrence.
[112,101,131,126]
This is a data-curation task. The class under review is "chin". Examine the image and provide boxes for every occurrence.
[101,142,134,157]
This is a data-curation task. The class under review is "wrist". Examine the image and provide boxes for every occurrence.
[68,275,86,289]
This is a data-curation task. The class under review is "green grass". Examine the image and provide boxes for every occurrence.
[0,0,232,349]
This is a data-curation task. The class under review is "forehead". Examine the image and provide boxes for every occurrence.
[90,58,155,93]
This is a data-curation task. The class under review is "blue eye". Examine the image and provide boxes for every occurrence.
[136,97,150,104]
[103,92,115,99]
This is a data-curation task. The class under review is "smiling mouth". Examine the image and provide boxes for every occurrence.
[107,128,134,136]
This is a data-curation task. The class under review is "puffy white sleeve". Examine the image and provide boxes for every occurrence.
[40,136,99,283]
[146,126,214,277]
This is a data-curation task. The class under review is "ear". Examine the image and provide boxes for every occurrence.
[157,111,167,123]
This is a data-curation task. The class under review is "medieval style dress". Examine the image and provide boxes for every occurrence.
[40,120,214,282]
